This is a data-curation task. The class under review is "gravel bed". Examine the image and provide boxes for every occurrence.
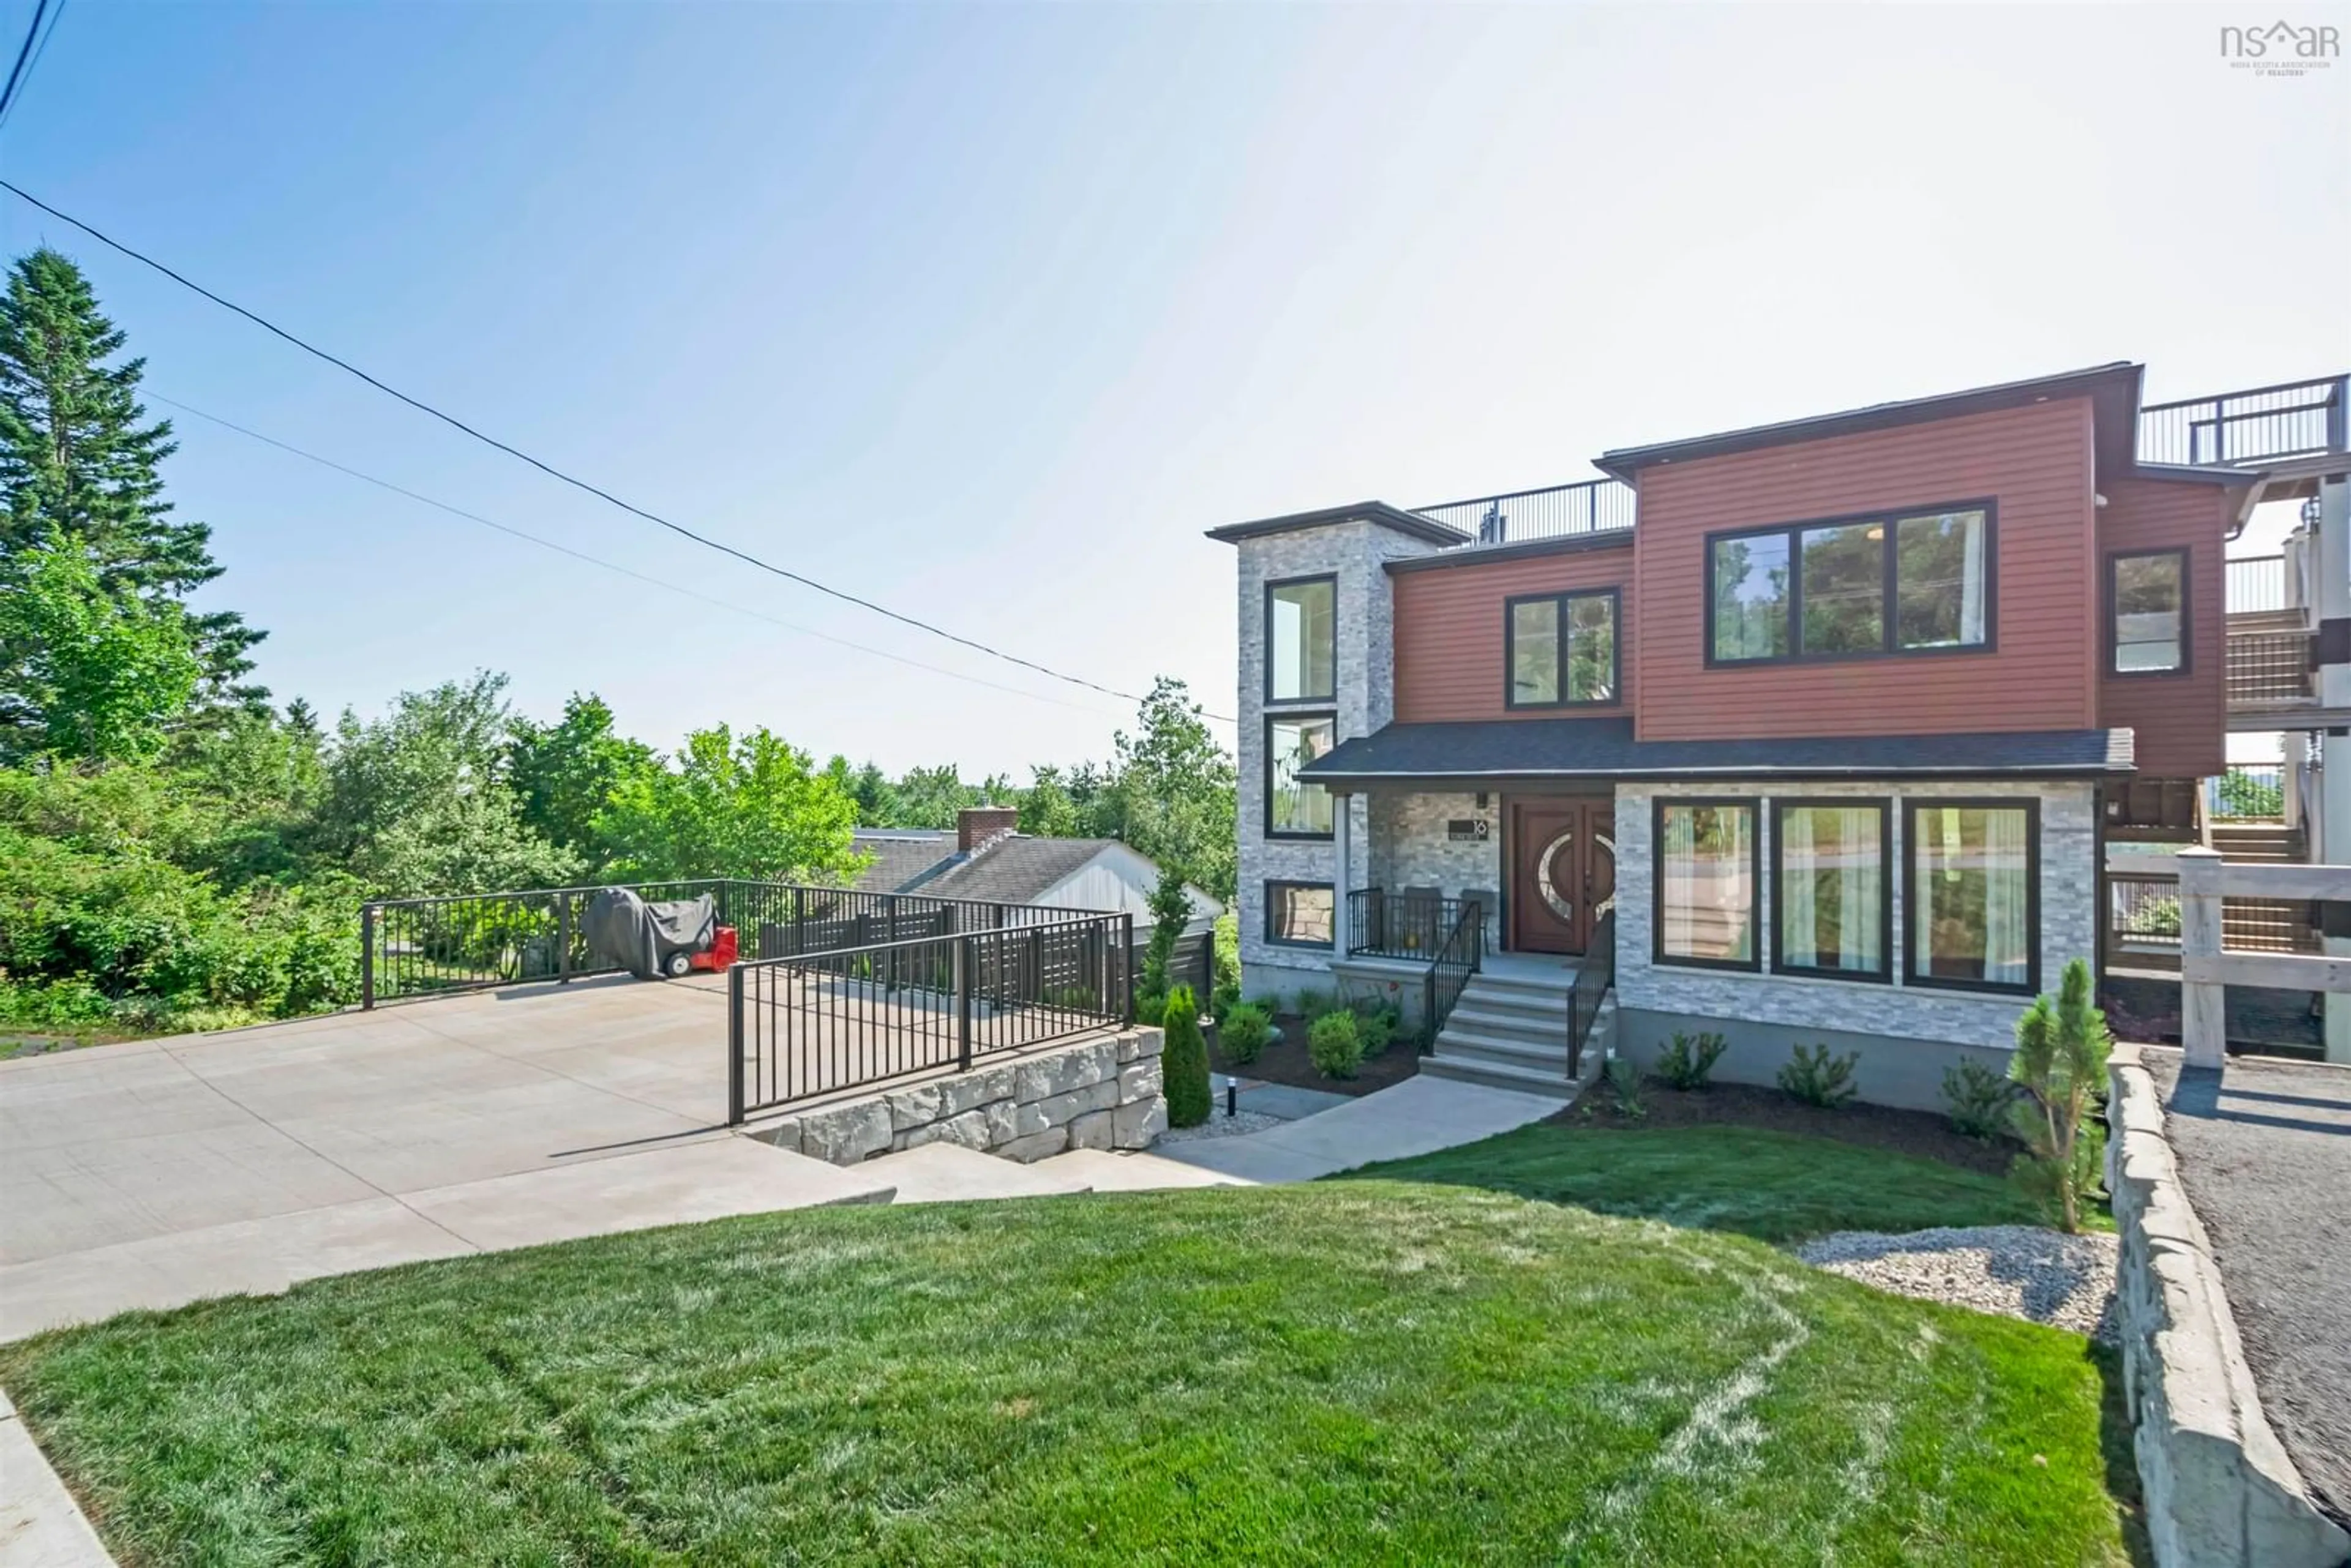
[1796,1225,2120,1341]
[1154,1108,1286,1145]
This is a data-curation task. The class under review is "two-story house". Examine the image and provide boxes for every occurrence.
[1210,362,2331,1108]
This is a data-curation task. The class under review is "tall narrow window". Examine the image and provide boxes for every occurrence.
[1506,590,1618,707]
[1907,801,2037,994]
[1265,882,1334,947]
[2112,550,2186,674]
[1711,534,1790,662]
[1654,800,1758,968]
[1266,715,1335,837]
[1267,577,1335,701]
[1798,522,1884,654]
[1895,509,1989,649]
[1774,800,1889,980]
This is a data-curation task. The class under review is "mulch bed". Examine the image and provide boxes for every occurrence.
[1209,1012,1419,1098]
[1559,1076,2025,1178]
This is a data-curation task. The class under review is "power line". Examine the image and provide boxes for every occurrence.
[0,0,59,130]
[146,391,1133,721]
[0,178,1195,716]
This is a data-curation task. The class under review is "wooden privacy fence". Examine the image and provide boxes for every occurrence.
[2112,849,2351,1070]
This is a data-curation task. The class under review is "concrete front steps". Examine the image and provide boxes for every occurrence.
[1420,968,1606,1100]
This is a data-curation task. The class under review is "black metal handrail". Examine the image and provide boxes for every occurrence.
[1423,902,1483,1050]
[1412,478,1635,547]
[1347,887,1471,961]
[1567,909,1616,1080]
[2138,373,2348,468]
[729,912,1133,1122]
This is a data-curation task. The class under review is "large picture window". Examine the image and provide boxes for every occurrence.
[1506,590,1619,707]
[1905,800,2038,994]
[1708,504,1992,665]
[2110,550,2187,675]
[1267,576,1336,702]
[1265,881,1333,948]
[1653,799,1759,969]
[1265,714,1336,838]
[1772,800,1890,980]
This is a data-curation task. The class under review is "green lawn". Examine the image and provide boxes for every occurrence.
[1356,1123,2052,1243]
[2,1179,2134,1566]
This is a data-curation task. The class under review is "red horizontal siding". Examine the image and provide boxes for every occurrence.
[1631,398,2098,741]
[2096,478,2229,780]
[1393,545,1635,722]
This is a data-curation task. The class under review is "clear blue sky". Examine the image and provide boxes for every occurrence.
[0,3,2342,775]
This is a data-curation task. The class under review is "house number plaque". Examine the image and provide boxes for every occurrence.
[1446,819,1490,842]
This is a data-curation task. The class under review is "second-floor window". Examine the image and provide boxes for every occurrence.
[1507,589,1619,707]
[1708,504,1992,666]
[2110,549,2186,674]
[1266,713,1335,837]
[1267,576,1335,701]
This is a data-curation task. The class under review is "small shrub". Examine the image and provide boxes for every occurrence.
[1307,1010,1363,1079]
[1654,1030,1728,1090]
[1941,1058,2017,1142]
[1161,985,1211,1128]
[1133,991,1166,1028]
[1210,978,1242,1024]
[1293,987,1334,1022]
[2007,958,2112,1233]
[1220,1001,1273,1064]
[1605,1055,1646,1119]
[1777,1043,1859,1109]
[1355,1003,1398,1056]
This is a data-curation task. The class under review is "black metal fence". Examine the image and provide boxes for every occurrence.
[1347,888,1476,961]
[1412,478,1635,547]
[1424,904,1483,1049]
[2138,374,2347,468]
[359,879,1108,1008]
[729,913,1133,1122]
[1567,909,1616,1080]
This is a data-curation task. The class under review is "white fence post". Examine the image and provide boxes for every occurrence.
[2177,847,2227,1071]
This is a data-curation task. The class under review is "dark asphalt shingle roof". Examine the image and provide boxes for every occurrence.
[849,832,956,893]
[1297,716,2135,782]
[917,838,1118,905]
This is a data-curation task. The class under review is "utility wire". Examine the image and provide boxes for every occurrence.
[0,178,1215,718]
[146,391,1130,719]
[0,0,59,130]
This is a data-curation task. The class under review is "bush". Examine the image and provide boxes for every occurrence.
[1307,1010,1363,1079]
[1219,1001,1272,1063]
[1161,985,1210,1128]
[2007,958,2112,1233]
[1605,1055,1646,1119]
[1653,1030,1728,1090]
[1210,979,1242,1024]
[1292,987,1333,1022]
[1941,1058,2017,1142]
[1777,1043,1859,1109]
[1355,1003,1398,1056]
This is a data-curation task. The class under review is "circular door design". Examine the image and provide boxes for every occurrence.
[1537,830,1578,923]
[1592,832,1618,920]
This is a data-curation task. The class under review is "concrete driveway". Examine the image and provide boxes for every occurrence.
[0,975,893,1341]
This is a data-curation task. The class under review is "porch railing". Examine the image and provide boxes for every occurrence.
[1567,909,1616,1080]
[1347,887,1475,960]
[1412,478,1635,548]
[729,912,1133,1123]
[1423,903,1484,1049]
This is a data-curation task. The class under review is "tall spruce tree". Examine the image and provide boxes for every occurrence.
[0,247,263,708]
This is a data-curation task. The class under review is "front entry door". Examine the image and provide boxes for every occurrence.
[1509,798,1616,955]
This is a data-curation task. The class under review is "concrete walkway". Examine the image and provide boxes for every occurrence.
[1157,1073,1565,1184]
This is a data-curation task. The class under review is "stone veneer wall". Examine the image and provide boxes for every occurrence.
[1613,779,2098,1107]
[1367,790,1503,902]
[1233,519,1445,1000]
[754,1028,1167,1166]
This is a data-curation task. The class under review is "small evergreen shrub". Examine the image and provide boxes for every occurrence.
[2007,958,2113,1233]
[1133,991,1166,1028]
[1210,979,1242,1024]
[1941,1058,2017,1142]
[1777,1043,1859,1109]
[1653,1030,1728,1090]
[1307,1010,1363,1079]
[1355,1003,1398,1056]
[1220,1001,1273,1064]
[1605,1055,1647,1119]
[1161,985,1211,1128]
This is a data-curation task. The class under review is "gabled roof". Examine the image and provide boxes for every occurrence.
[917,837,1123,906]
[1203,501,1470,548]
[849,830,956,893]
[1297,715,2135,784]
[1594,363,2146,483]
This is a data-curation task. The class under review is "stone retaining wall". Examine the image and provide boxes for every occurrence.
[2107,1052,2349,1568]
[752,1028,1168,1166]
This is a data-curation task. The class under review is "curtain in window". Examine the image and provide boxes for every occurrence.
[1981,807,2030,985]
[1780,805,1882,973]
[1955,514,1987,646]
[1913,804,2031,986]
[1660,803,1753,962]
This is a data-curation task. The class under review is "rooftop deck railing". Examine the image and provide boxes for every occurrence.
[2227,554,2289,617]
[2138,373,2348,469]
[1412,478,1633,548]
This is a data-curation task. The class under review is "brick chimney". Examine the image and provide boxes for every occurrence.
[958,806,1020,855]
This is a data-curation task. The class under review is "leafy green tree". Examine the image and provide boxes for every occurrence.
[163,701,329,883]
[1160,984,1210,1128]
[1018,765,1084,838]
[507,693,656,862]
[598,725,864,883]
[2008,958,2112,1234]
[0,537,200,762]
[894,763,980,828]
[1139,866,1194,1000]
[0,248,261,706]
[1101,677,1235,903]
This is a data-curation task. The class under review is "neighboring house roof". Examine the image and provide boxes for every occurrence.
[1203,500,1470,549]
[919,836,1123,906]
[849,828,1223,921]
[1297,715,2135,784]
[849,830,956,893]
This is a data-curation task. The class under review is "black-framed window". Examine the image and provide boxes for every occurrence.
[2110,549,2188,675]
[1772,798,1891,982]
[1265,713,1336,838]
[1265,880,1334,948]
[1652,798,1760,970]
[1708,503,1993,665]
[1506,589,1619,708]
[1903,799,2039,996]
[1266,576,1336,702]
